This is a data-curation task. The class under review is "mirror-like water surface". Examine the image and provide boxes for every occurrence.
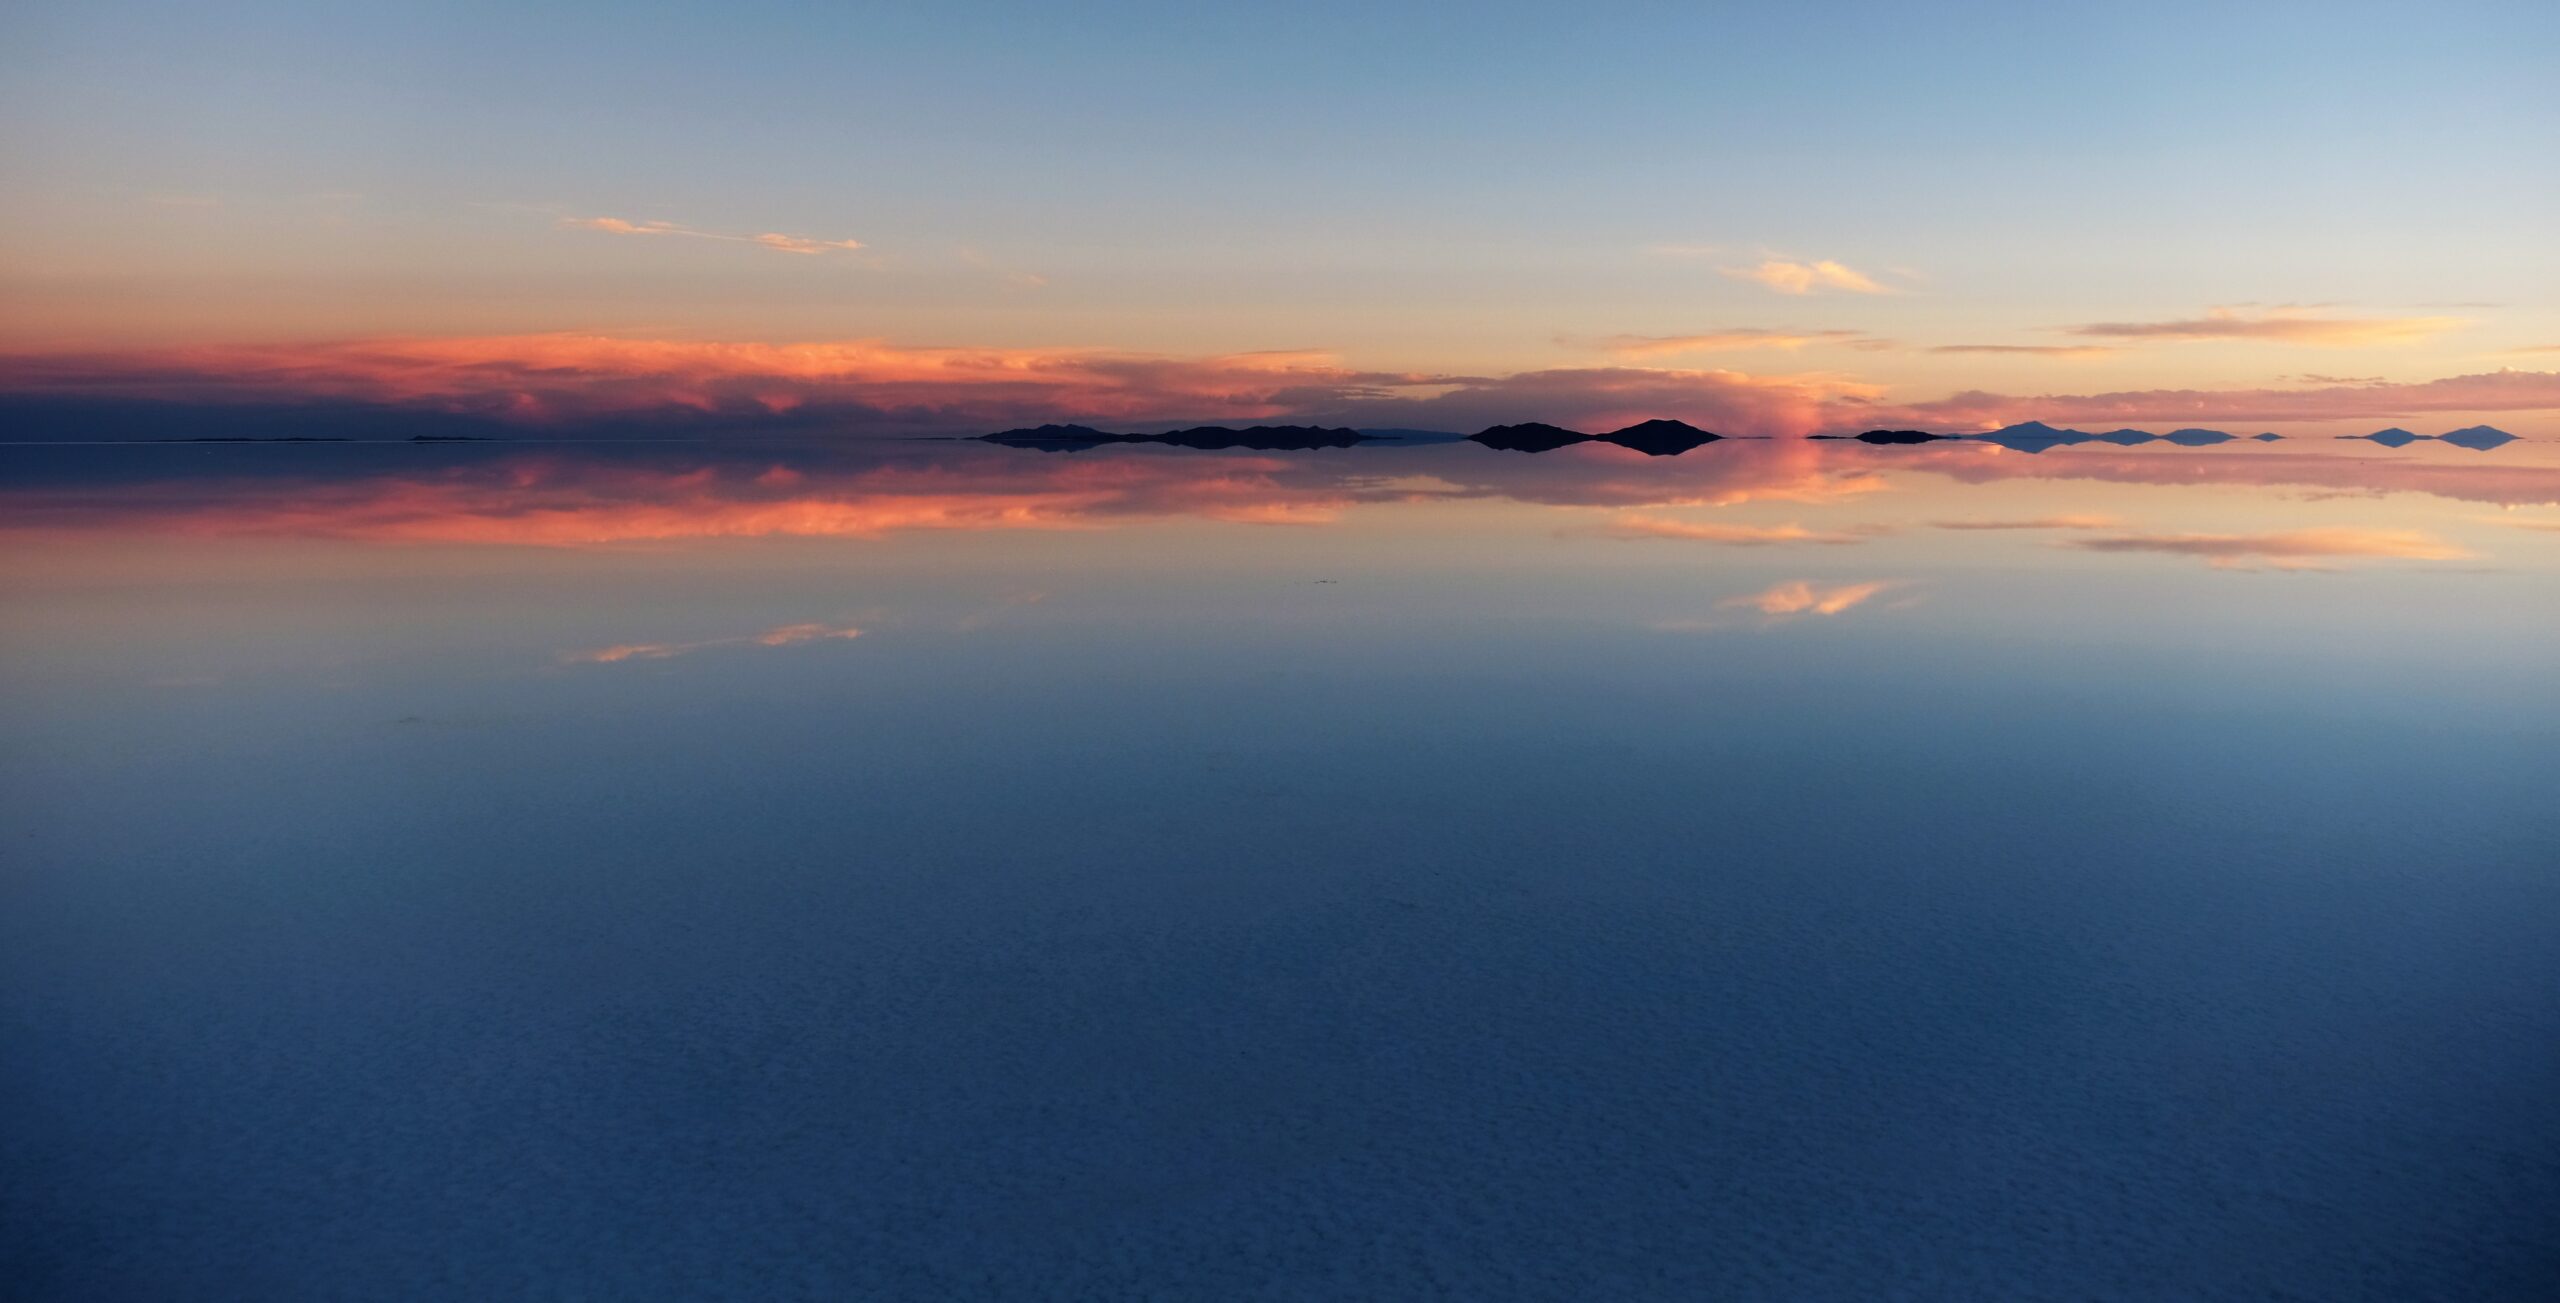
[5,435,2557,1298]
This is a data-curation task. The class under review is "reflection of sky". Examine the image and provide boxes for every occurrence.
[4,438,2558,1296]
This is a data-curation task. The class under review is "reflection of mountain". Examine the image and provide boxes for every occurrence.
[2344,425,2519,450]
[2439,425,2519,450]
[11,426,2556,548]
[1356,428,1471,444]
[1598,419,1723,456]
[982,424,1372,451]
[1813,429,1950,445]
[1470,423,1592,453]
[1966,422,2243,453]
[1969,421,2089,451]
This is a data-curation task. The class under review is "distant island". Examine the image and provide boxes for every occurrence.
[1815,423,2268,453]
[1470,419,1723,456]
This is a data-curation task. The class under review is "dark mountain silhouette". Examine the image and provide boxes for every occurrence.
[980,423,1125,450]
[2163,428,2236,446]
[981,424,1370,451]
[2437,425,2518,450]
[2093,428,2159,446]
[1598,419,1722,456]
[1966,421,2093,452]
[2351,427,2425,448]
[2252,432,2284,441]
[1470,423,1591,453]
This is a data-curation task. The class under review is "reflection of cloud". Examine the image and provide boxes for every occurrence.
[1597,516,1879,545]
[1929,514,2118,530]
[1598,330,1886,357]
[2068,307,2457,347]
[0,448,1362,546]
[1720,579,1893,615]
[1725,259,1889,295]
[568,622,861,664]
[2069,528,2471,569]
[562,216,864,256]
[1884,442,2560,509]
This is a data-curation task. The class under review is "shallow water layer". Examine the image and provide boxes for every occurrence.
[4,435,2558,1299]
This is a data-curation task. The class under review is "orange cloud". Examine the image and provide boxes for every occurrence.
[0,334,1443,431]
[1597,516,1880,545]
[1930,514,2119,530]
[6,331,2553,444]
[568,621,863,664]
[1725,259,1889,296]
[1720,579,1894,615]
[2069,527,2471,569]
[1928,344,2116,358]
[2068,307,2458,347]
[561,215,864,256]
[1599,330,1886,357]
[1322,365,1886,439]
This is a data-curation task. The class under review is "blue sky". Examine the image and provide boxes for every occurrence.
[2,0,2555,430]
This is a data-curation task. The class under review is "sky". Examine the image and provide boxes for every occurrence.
[3,0,2557,436]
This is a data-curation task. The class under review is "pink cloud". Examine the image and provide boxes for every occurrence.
[568,621,863,664]
[2069,527,2471,569]
[1595,516,1880,545]
[2068,307,2458,347]
[1719,579,1894,615]
[1724,259,1890,295]
[562,216,865,256]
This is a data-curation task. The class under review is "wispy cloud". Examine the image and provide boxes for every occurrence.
[562,215,864,256]
[2069,527,2470,570]
[1718,579,1895,616]
[1874,368,2560,430]
[567,621,863,664]
[1724,259,1891,296]
[1929,514,2119,531]
[1596,330,1889,357]
[1928,344,2115,358]
[1595,516,1882,545]
[2068,306,2458,347]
